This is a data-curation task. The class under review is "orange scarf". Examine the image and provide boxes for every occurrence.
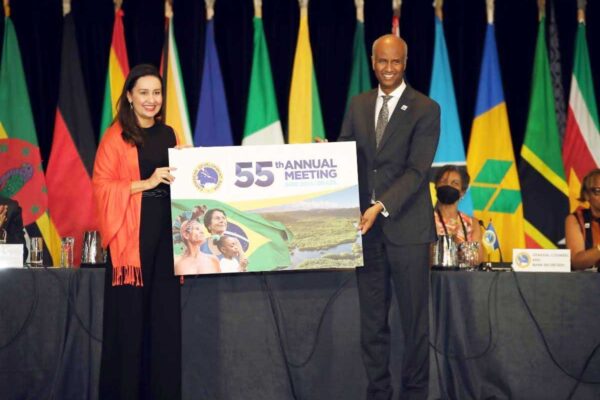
[93,123,143,286]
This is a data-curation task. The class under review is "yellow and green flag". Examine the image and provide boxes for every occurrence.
[160,14,193,146]
[288,3,325,143]
[467,24,524,261]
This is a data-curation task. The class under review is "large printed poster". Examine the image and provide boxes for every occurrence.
[168,142,363,275]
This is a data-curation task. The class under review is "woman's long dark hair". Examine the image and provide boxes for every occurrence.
[116,64,165,146]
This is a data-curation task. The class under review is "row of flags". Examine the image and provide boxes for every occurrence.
[1,1,599,264]
[433,1,599,261]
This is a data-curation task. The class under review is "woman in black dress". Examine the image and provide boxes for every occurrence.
[93,64,181,399]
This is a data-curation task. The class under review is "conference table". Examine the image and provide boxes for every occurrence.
[1,267,599,400]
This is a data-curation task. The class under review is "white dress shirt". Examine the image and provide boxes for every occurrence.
[374,81,407,130]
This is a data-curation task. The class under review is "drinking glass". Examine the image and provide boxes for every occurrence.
[458,241,480,270]
[29,237,44,266]
[60,236,75,268]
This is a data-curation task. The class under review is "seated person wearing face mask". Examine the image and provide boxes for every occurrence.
[565,168,600,271]
[433,165,484,260]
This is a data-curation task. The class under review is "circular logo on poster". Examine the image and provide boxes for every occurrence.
[193,163,222,192]
[514,252,531,268]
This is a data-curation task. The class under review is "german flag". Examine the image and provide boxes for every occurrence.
[46,12,98,266]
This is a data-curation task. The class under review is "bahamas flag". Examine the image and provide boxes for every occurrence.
[429,14,473,215]
[288,1,325,143]
[172,199,292,271]
[0,13,61,264]
[466,24,524,262]
[194,19,233,146]
[518,16,569,249]
[99,7,129,138]
[160,13,193,146]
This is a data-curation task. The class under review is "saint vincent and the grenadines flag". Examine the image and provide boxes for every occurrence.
[172,199,292,271]
[242,16,284,146]
[518,16,569,249]
[161,14,194,146]
[562,22,600,211]
[194,19,234,147]
[46,12,98,266]
[0,15,61,264]
[288,4,325,144]
[466,23,524,262]
[99,8,129,139]
[429,14,473,216]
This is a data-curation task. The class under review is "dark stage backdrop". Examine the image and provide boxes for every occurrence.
[0,0,598,168]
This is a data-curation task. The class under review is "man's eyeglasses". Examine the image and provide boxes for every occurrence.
[588,187,600,196]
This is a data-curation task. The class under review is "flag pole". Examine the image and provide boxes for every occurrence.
[392,0,402,36]
[433,0,443,21]
[537,0,545,22]
[165,0,173,19]
[205,0,215,21]
[354,0,364,23]
[577,0,586,23]
[254,0,261,18]
[62,0,71,16]
[486,0,494,25]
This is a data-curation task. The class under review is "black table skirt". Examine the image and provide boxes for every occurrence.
[1,268,600,400]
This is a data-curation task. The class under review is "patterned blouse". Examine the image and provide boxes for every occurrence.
[434,210,475,242]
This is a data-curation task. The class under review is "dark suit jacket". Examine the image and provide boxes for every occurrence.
[338,85,440,245]
[0,196,28,259]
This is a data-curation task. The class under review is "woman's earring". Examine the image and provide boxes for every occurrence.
[129,102,133,110]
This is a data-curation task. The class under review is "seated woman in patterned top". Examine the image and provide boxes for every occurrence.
[433,165,483,261]
[565,169,600,271]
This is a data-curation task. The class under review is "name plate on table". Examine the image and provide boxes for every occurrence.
[512,249,571,272]
[169,142,363,275]
[0,244,24,268]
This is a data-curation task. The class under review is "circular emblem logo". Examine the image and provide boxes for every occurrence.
[482,230,497,248]
[514,252,531,268]
[193,163,222,192]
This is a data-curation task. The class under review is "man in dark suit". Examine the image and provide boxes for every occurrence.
[0,195,28,260]
[338,34,440,400]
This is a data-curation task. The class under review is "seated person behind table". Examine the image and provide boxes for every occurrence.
[0,195,28,261]
[565,169,600,270]
[433,165,483,260]
[214,235,244,273]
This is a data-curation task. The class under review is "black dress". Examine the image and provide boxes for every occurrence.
[99,123,181,399]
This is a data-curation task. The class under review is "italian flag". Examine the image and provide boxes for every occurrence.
[562,22,600,211]
[242,15,284,146]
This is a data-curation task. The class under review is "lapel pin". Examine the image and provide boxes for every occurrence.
[401,105,408,111]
